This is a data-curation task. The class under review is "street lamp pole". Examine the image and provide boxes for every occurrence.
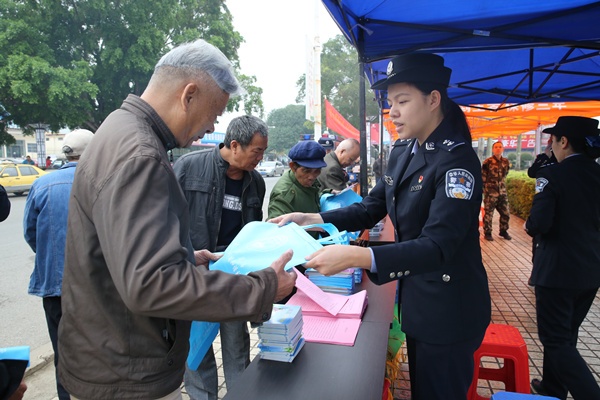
[32,123,47,167]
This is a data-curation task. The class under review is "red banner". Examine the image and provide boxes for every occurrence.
[325,99,360,141]
[498,132,543,150]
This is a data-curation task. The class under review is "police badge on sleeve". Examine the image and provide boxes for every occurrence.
[535,177,549,194]
[445,169,474,200]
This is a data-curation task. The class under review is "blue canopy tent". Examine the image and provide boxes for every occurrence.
[321,0,600,194]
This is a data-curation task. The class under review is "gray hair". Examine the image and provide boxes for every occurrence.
[153,39,244,96]
[224,115,268,148]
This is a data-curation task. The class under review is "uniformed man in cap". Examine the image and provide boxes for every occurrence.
[318,136,335,154]
[270,52,491,400]
[526,116,600,399]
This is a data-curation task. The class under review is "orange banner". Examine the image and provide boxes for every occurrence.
[463,101,600,138]
[325,99,360,141]
[382,101,600,139]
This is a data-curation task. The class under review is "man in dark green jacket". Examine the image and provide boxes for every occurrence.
[268,140,327,219]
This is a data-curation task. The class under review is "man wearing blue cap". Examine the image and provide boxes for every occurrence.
[267,140,327,219]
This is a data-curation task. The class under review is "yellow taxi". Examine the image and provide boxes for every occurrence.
[0,162,48,196]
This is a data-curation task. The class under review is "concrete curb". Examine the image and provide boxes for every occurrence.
[25,342,54,377]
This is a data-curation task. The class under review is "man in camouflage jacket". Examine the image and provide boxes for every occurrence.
[481,141,511,241]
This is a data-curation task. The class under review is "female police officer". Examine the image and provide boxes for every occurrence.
[270,53,491,399]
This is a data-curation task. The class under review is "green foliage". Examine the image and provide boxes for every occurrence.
[506,171,536,220]
[296,35,380,132]
[506,152,535,170]
[0,104,15,147]
[233,74,264,118]
[0,0,262,139]
[266,105,312,153]
[521,152,534,162]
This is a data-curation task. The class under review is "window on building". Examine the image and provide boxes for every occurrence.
[27,143,37,152]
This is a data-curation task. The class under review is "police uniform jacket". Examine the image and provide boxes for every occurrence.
[525,154,600,289]
[322,118,491,344]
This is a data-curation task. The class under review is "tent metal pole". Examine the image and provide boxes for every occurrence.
[359,61,368,197]
[535,124,542,155]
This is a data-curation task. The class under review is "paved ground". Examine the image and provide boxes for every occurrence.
[23,214,600,400]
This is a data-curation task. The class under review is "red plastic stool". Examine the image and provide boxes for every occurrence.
[479,206,484,227]
[468,324,530,400]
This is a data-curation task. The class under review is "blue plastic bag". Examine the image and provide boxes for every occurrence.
[187,321,220,370]
[0,346,29,363]
[320,187,363,211]
[0,346,30,396]
[188,222,348,369]
[320,187,363,240]
[209,221,348,274]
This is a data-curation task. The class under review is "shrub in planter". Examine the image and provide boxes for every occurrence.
[506,171,536,220]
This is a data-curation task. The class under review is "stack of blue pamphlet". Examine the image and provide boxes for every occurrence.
[257,304,305,362]
[305,268,356,295]
[354,268,363,283]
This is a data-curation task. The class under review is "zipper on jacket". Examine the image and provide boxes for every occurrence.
[241,174,252,225]
[212,185,220,247]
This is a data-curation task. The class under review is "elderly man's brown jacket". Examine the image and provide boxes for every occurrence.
[58,95,277,399]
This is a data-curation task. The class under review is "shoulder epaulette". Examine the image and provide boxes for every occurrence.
[393,139,411,148]
[424,139,465,152]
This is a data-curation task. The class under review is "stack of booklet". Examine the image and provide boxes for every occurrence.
[257,304,305,362]
[305,267,356,295]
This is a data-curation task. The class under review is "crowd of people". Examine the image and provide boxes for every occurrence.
[3,38,599,400]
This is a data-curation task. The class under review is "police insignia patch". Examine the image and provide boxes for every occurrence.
[445,169,474,200]
[535,177,549,194]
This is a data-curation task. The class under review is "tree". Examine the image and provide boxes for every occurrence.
[0,0,263,139]
[296,35,380,132]
[266,105,312,154]
[0,105,15,147]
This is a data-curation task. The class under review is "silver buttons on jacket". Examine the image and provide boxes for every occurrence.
[389,272,396,279]
[442,274,451,282]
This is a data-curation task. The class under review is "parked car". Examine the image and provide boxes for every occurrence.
[0,162,48,196]
[0,158,23,164]
[51,158,68,169]
[256,161,285,177]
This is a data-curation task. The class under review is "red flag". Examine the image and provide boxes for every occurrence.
[325,99,360,141]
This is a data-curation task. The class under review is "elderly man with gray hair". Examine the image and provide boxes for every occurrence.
[58,40,296,400]
[174,115,268,400]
